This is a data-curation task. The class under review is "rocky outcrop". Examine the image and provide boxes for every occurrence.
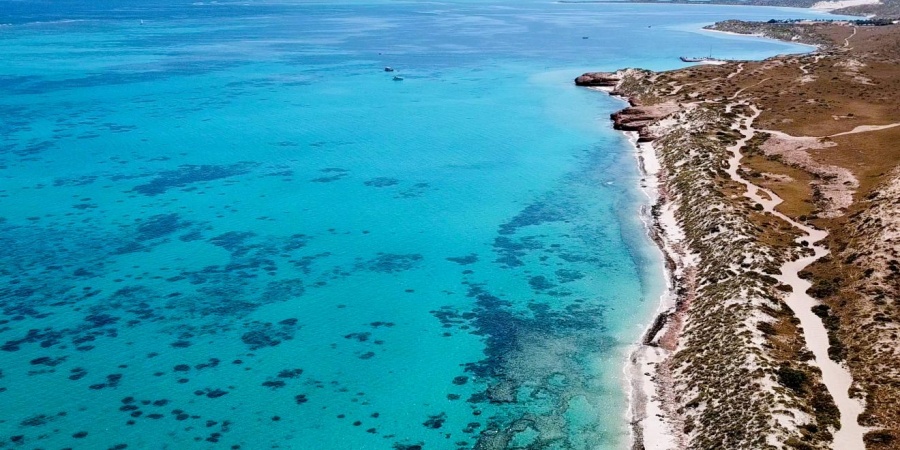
[576,71,679,142]
[574,71,621,87]
[610,102,680,142]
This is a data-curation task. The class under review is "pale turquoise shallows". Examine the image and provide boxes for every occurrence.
[0,1,837,449]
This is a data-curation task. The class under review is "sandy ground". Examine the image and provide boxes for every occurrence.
[811,0,881,11]
[830,122,900,137]
[634,139,681,450]
[618,124,684,450]
[702,27,819,49]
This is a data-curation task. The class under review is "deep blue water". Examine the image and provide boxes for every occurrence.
[0,1,839,449]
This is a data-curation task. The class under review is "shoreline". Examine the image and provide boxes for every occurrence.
[624,132,684,450]
[589,18,833,449]
[558,0,870,17]
[625,129,697,450]
[582,19,850,447]
[585,36,867,450]
[700,27,822,51]
[591,85,685,450]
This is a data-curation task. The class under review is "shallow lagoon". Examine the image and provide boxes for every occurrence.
[0,1,836,448]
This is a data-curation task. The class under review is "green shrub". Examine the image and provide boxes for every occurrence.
[785,437,815,450]
[811,384,840,428]
[864,429,896,446]
[757,321,776,336]
[809,278,839,299]
[776,366,808,392]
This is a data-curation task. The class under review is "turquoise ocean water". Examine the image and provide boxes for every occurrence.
[0,2,837,449]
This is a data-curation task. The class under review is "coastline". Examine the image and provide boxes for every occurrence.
[700,27,823,51]
[579,18,874,447]
[589,75,778,450]
[623,132,686,450]
[591,85,686,450]
[587,16,900,449]
[559,1,873,18]
[701,27,821,49]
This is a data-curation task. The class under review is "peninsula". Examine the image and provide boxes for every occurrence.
[577,21,900,450]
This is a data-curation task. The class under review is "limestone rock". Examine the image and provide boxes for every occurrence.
[574,71,621,87]
[610,102,680,142]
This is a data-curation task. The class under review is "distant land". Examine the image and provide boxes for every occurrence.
[559,0,900,19]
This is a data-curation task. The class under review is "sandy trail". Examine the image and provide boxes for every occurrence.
[761,121,900,140]
[730,77,769,100]
[844,26,857,48]
[830,122,900,137]
[800,55,823,76]
[724,103,867,449]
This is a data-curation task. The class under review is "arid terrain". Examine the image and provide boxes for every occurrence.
[578,21,900,450]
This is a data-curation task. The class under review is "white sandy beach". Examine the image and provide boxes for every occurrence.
[593,86,684,450]
[626,128,686,450]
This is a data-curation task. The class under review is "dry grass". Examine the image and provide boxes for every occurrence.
[812,127,900,197]
[742,154,818,219]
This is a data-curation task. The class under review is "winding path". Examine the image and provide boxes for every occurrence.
[723,103,867,449]
[830,122,900,137]
[800,55,823,76]
[761,121,900,140]
[844,26,858,48]
[730,77,770,101]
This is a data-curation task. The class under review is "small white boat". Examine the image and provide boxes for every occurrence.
[384,66,394,72]
[392,75,404,81]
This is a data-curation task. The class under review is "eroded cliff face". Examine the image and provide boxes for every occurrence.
[610,103,680,142]
[574,71,623,87]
